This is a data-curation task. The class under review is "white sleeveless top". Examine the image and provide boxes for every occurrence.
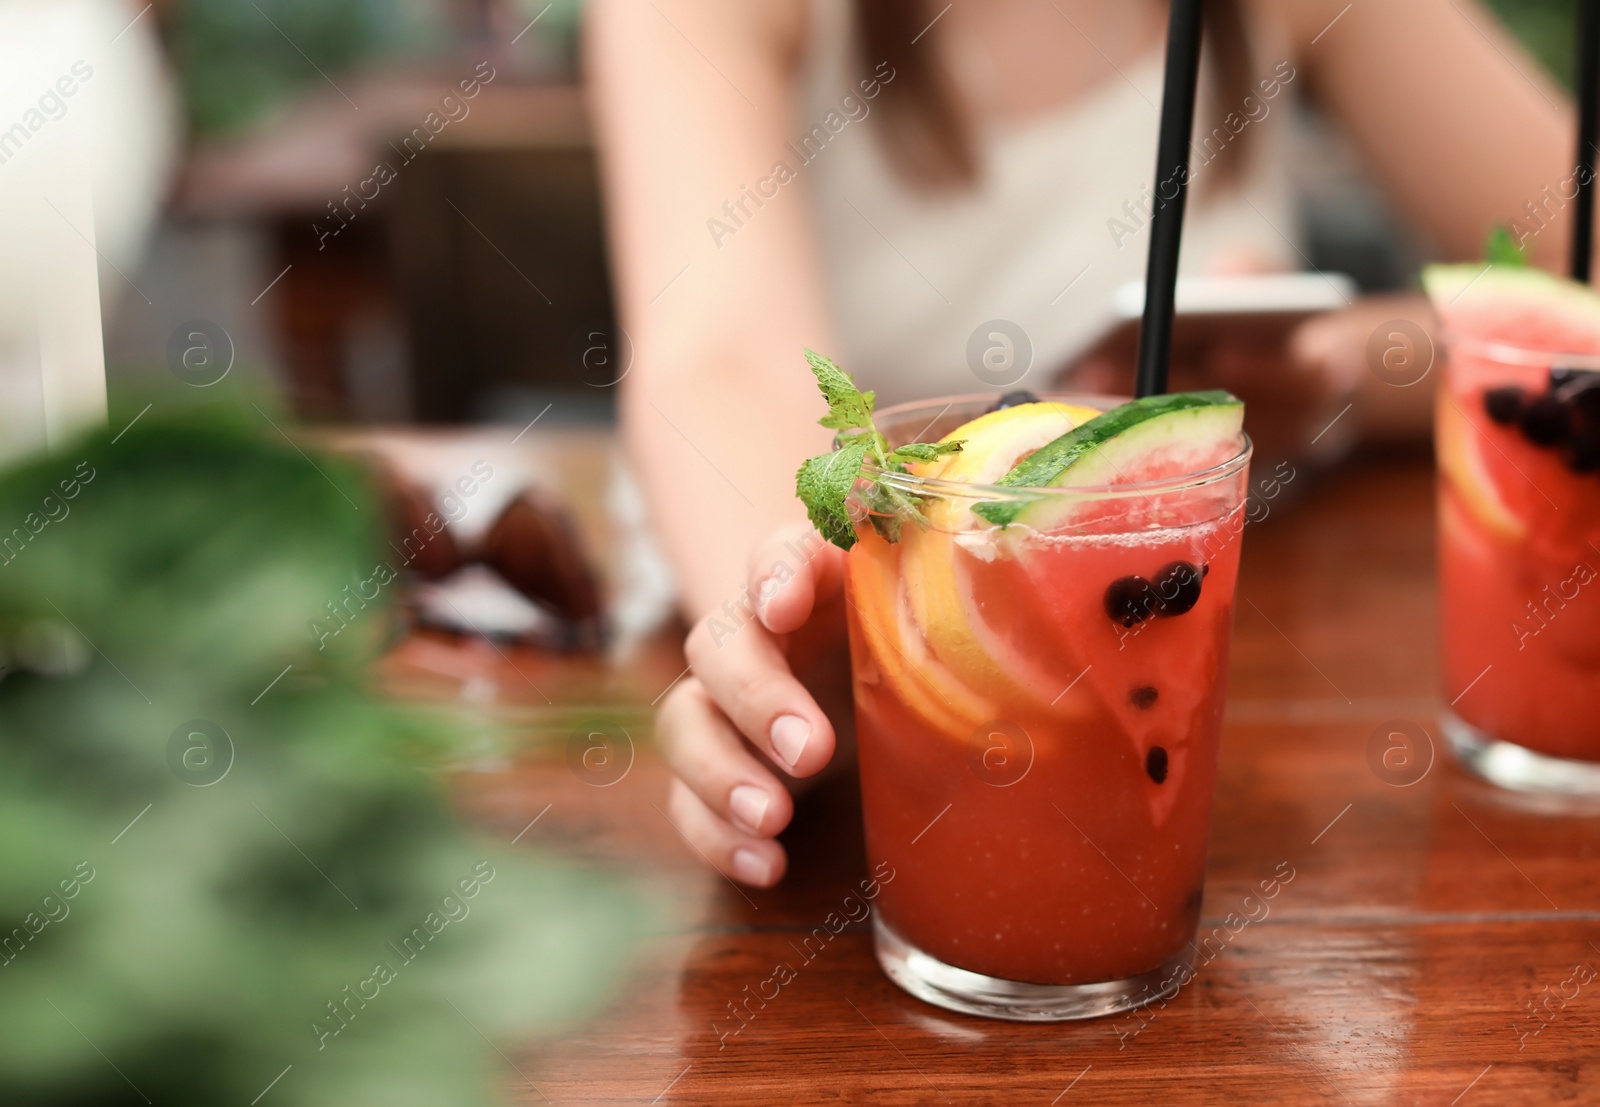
[798,0,1300,405]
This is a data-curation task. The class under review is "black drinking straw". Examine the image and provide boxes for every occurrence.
[1574,0,1599,283]
[1134,0,1207,398]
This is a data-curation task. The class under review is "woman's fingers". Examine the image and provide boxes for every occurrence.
[665,776,787,888]
[684,612,836,778]
[746,523,845,636]
[1291,294,1436,392]
[1290,293,1438,442]
[655,677,795,838]
[660,526,849,887]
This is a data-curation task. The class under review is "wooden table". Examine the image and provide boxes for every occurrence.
[386,437,1600,1106]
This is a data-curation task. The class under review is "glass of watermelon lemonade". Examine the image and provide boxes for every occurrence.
[1429,266,1600,794]
[842,392,1251,1020]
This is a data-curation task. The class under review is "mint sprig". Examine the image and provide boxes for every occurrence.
[794,350,962,550]
[1485,225,1528,267]
[796,441,872,549]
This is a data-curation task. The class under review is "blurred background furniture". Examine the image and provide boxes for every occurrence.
[104,0,1579,432]
[110,0,616,427]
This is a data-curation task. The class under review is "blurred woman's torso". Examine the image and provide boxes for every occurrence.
[798,0,1298,404]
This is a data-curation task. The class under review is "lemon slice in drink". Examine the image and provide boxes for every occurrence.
[913,402,1102,484]
[901,402,1102,712]
[1435,387,1527,540]
[911,402,1102,530]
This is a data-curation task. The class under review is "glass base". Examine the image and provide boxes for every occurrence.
[872,916,1189,1022]
[1442,710,1600,798]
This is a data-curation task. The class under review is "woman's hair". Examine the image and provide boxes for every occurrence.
[854,0,1256,190]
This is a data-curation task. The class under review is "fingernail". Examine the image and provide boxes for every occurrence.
[731,847,772,885]
[770,715,811,769]
[728,785,770,834]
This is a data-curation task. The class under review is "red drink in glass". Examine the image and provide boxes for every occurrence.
[1436,338,1600,792]
[842,395,1251,1020]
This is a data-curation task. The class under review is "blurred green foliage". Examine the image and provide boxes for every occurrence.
[1484,0,1578,88]
[174,0,583,137]
[0,405,638,1105]
[175,0,443,135]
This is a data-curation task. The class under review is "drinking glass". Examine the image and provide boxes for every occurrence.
[1436,336,1600,794]
[842,395,1252,1020]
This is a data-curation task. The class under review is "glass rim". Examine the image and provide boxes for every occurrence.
[1440,330,1600,371]
[856,393,1254,504]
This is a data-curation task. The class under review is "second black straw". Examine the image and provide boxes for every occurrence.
[1575,0,1600,283]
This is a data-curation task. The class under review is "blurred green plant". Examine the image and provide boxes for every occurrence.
[173,0,585,137]
[175,0,446,135]
[513,0,586,51]
[1484,0,1578,88]
[0,404,638,1105]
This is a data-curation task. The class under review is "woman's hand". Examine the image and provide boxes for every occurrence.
[656,524,853,887]
[1066,291,1439,459]
[1289,292,1439,443]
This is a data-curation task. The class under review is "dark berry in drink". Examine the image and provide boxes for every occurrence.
[1482,386,1524,426]
[1105,576,1157,627]
[1146,746,1169,784]
[1153,561,1203,617]
[989,390,1042,412]
[1129,686,1159,709]
[1519,395,1570,445]
[1567,434,1600,473]
[1563,377,1600,420]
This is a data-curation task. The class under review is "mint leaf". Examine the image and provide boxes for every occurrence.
[862,482,905,543]
[796,439,871,550]
[795,350,964,550]
[1485,225,1528,267]
[889,441,963,465]
[805,349,877,432]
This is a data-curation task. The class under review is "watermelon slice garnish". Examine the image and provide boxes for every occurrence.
[962,537,1236,829]
[1424,264,1600,356]
[973,391,1246,531]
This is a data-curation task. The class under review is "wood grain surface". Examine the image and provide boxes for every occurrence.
[385,439,1600,1106]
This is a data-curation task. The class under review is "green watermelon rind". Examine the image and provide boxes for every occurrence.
[972,391,1245,528]
[1423,264,1600,356]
